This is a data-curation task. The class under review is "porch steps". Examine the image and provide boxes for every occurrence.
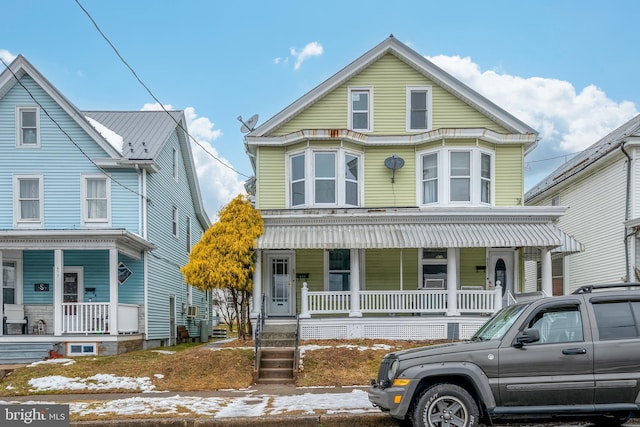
[256,322,297,384]
[0,342,55,365]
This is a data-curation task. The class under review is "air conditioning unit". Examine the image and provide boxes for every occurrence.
[186,305,199,318]
[420,278,445,289]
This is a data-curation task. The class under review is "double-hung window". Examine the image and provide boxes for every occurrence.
[421,249,447,289]
[172,206,178,237]
[348,87,372,132]
[407,86,432,131]
[2,261,17,304]
[419,148,493,205]
[327,249,351,291]
[14,175,43,227]
[289,149,361,208]
[16,106,40,147]
[82,175,110,226]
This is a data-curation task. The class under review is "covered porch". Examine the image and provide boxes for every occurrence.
[251,207,581,340]
[0,230,154,343]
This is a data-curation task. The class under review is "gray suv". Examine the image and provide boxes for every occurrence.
[368,284,640,426]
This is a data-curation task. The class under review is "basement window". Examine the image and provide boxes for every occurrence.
[67,343,97,356]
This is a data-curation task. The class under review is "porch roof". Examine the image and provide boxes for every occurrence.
[257,222,582,252]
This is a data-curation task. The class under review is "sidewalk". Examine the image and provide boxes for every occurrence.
[3,384,396,426]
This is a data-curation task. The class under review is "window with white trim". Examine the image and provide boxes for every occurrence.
[327,249,351,291]
[186,216,192,253]
[67,343,97,356]
[13,175,43,227]
[16,106,40,147]
[407,86,432,131]
[172,147,178,181]
[172,206,178,237]
[82,175,110,226]
[418,148,493,206]
[420,249,447,289]
[288,149,361,208]
[348,87,372,131]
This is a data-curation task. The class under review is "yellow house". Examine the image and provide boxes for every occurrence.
[244,36,580,341]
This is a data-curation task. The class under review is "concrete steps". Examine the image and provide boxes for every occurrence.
[0,342,55,365]
[256,322,297,384]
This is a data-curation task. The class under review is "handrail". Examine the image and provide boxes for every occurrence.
[254,293,266,356]
[294,314,300,379]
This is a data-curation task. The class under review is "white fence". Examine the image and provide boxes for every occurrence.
[62,303,139,334]
[300,284,503,318]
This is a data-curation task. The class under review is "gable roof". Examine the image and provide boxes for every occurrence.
[249,35,538,140]
[526,114,640,201]
[84,110,210,228]
[0,55,122,158]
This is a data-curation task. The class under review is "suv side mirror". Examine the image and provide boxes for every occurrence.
[514,328,540,347]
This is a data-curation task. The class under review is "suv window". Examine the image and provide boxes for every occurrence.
[593,300,640,340]
[526,304,583,344]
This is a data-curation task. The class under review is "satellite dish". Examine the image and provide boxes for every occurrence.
[238,114,259,133]
[384,154,405,183]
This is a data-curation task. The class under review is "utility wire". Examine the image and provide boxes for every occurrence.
[0,56,151,205]
[74,0,251,179]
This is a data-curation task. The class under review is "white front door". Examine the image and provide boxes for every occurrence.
[488,250,514,303]
[266,253,295,316]
[63,267,84,303]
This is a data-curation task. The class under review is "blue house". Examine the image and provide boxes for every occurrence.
[0,55,211,362]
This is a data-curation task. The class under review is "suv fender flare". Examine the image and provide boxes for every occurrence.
[402,362,496,409]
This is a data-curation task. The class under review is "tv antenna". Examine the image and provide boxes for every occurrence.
[238,114,259,133]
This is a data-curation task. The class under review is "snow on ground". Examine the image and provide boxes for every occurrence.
[1,344,384,418]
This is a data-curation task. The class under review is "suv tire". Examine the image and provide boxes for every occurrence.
[412,383,479,427]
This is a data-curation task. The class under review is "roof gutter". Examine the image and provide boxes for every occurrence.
[622,142,632,282]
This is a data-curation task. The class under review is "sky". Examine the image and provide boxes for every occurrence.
[1,1,638,219]
[0,343,390,419]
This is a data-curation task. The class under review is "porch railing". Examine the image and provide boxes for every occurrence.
[300,284,503,317]
[62,303,139,334]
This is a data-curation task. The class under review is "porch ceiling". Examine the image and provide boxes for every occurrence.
[257,222,581,252]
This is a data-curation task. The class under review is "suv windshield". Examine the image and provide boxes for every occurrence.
[471,303,528,341]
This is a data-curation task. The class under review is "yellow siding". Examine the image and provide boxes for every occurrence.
[495,145,524,206]
[364,146,416,206]
[459,248,487,287]
[256,146,286,208]
[273,54,509,136]
[294,249,324,312]
[364,249,419,290]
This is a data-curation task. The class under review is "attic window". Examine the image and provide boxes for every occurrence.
[16,106,40,147]
[348,87,372,132]
[406,86,432,131]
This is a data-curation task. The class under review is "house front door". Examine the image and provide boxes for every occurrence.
[488,250,514,303]
[266,253,295,317]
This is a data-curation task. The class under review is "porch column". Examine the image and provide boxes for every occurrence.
[446,248,459,316]
[251,250,262,318]
[540,247,552,297]
[349,249,362,317]
[109,248,118,335]
[53,250,63,336]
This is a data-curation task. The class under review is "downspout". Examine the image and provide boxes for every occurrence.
[621,142,632,282]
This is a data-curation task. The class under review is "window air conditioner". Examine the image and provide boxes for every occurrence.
[421,278,445,289]
[186,305,199,318]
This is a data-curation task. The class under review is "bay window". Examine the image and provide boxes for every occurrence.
[289,149,361,208]
[419,148,493,205]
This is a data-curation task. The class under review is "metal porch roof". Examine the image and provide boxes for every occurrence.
[257,222,582,252]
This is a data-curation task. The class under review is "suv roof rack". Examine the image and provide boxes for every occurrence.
[572,282,640,294]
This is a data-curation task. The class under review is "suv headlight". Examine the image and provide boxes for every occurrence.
[388,359,399,382]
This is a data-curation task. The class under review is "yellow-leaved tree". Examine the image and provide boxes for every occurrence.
[181,194,264,340]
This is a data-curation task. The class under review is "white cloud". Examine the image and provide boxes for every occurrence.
[141,103,246,219]
[0,49,17,64]
[426,54,638,188]
[290,41,323,70]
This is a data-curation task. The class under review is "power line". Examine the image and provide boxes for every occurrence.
[0,56,151,205]
[74,0,251,179]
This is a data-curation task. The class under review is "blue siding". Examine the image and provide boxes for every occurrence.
[145,130,208,339]
[23,251,54,304]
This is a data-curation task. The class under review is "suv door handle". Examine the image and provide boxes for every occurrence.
[562,348,587,355]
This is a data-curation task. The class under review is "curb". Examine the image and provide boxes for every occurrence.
[71,413,395,426]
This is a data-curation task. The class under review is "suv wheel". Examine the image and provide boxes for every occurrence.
[412,384,479,427]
